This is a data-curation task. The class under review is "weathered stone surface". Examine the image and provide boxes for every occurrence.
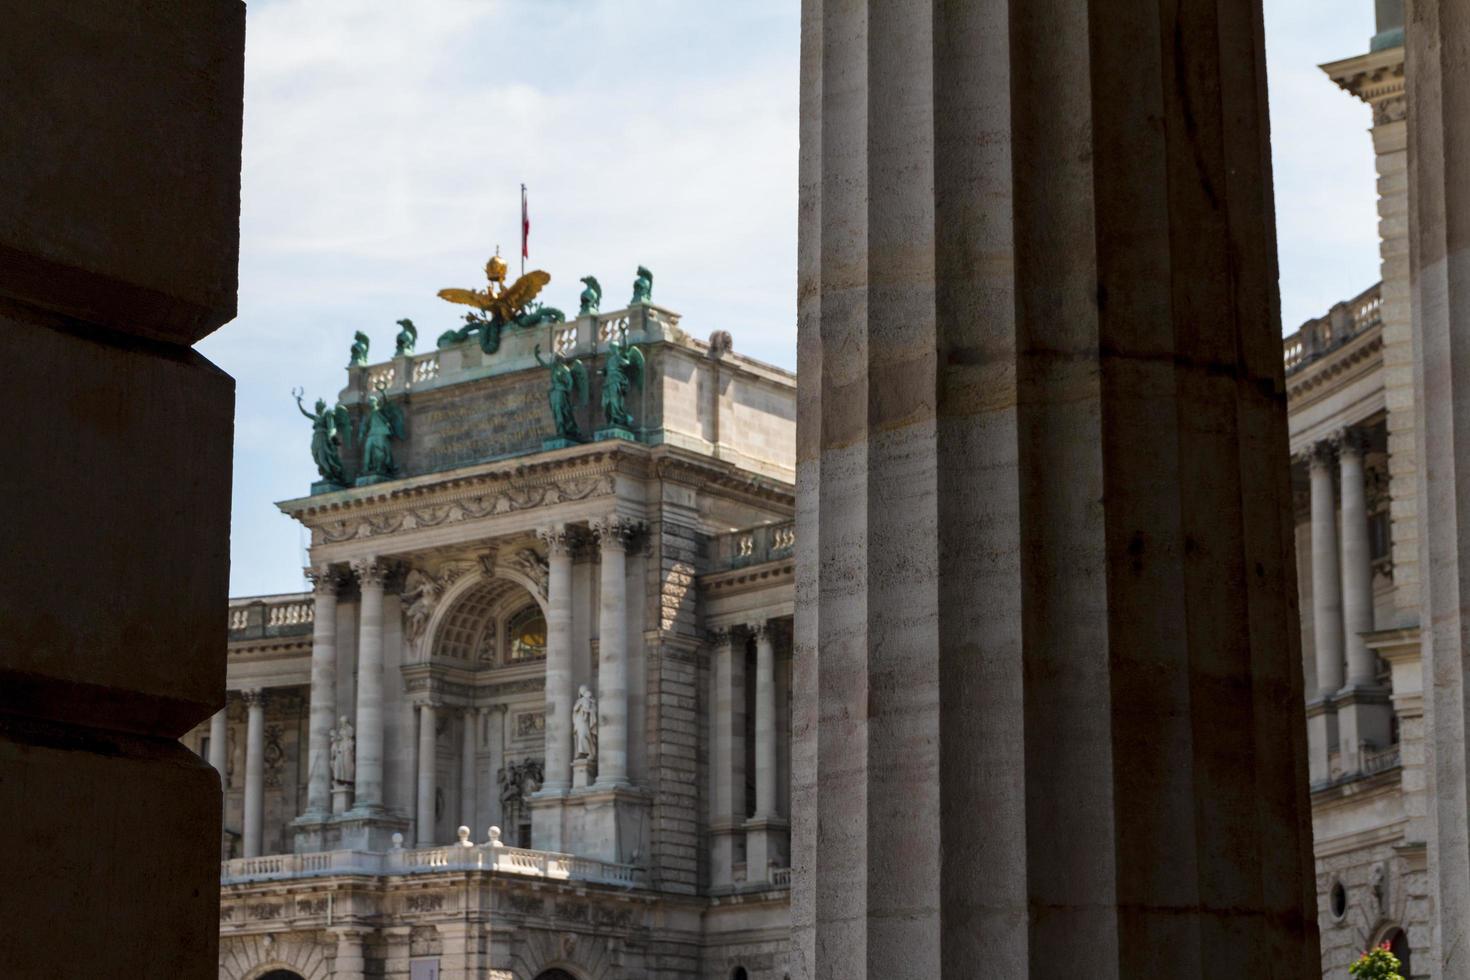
[2,314,233,736]
[795,0,1317,975]
[0,1,245,343]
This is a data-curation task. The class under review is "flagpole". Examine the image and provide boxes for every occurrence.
[520,183,527,278]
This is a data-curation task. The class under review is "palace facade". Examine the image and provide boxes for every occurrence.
[195,293,800,980]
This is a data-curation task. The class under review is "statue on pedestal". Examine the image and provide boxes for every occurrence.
[293,389,350,486]
[629,265,653,306]
[349,330,370,367]
[330,716,355,785]
[534,344,589,441]
[357,381,405,481]
[394,318,417,356]
[578,276,602,316]
[599,326,645,429]
[573,685,598,761]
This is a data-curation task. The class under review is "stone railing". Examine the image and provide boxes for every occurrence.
[221,830,646,889]
[710,521,797,572]
[770,867,792,887]
[1362,744,1402,776]
[227,594,314,641]
[1282,281,1383,374]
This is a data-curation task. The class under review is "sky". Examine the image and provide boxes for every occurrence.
[200,0,1384,598]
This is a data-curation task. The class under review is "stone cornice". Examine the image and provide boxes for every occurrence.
[653,454,795,510]
[701,558,795,597]
[1286,325,1383,406]
[1321,46,1405,105]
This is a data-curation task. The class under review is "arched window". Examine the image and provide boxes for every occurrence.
[535,971,578,980]
[258,972,306,980]
[1386,928,1412,976]
[731,968,750,980]
[507,605,547,662]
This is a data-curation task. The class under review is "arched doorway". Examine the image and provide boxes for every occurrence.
[258,971,306,980]
[534,971,579,980]
[1384,927,1412,976]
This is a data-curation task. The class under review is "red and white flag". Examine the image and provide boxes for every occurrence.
[521,184,529,261]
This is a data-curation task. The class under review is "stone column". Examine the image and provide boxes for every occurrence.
[592,516,634,788]
[208,704,229,788]
[1308,440,1346,696]
[710,628,736,889]
[751,623,777,818]
[351,557,387,812]
[332,929,366,980]
[241,689,265,858]
[796,0,1317,973]
[303,566,340,818]
[1339,429,1376,688]
[537,526,576,792]
[416,701,438,846]
[460,707,477,831]
[1408,6,1470,969]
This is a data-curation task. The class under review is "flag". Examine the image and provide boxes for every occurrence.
[521,184,529,260]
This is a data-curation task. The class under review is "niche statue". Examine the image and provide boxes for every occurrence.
[534,344,589,441]
[357,381,406,482]
[293,388,351,487]
[599,326,645,430]
[573,685,598,761]
[330,716,355,785]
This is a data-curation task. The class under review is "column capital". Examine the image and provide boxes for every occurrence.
[1298,439,1336,470]
[708,626,736,648]
[537,524,576,557]
[240,688,267,709]
[1335,427,1370,457]
[746,621,772,643]
[351,556,389,588]
[306,564,344,596]
[591,515,643,552]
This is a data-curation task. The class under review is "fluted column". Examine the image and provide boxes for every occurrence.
[303,566,340,818]
[752,623,777,819]
[1338,430,1376,687]
[537,526,576,792]
[1308,440,1346,696]
[208,703,228,788]
[710,628,736,888]
[350,557,387,812]
[416,701,438,846]
[797,0,1317,972]
[241,689,265,858]
[460,707,477,831]
[592,516,635,788]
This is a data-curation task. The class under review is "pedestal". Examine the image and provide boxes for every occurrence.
[1305,697,1339,785]
[593,426,637,443]
[542,436,582,451]
[353,473,391,487]
[528,790,566,852]
[572,757,591,789]
[332,784,352,815]
[569,786,649,865]
[311,479,346,496]
[743,815,789,884]
[329,811,410,852]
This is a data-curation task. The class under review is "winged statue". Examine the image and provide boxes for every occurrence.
[600,325,645,429]
[294,388,352,487]
[436,250,566,354]
[535,344,590,441]
[358,381,406,481]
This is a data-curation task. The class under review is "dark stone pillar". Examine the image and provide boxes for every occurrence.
[793,0,1318,975]
[0,1,243,975]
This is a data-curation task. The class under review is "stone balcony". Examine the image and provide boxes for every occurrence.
[221,827,648,889]
[227,593,314,641]
[709,521,796,573]
[1283,281,1383,374]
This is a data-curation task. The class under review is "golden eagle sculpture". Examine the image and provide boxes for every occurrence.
[436,250,566,354]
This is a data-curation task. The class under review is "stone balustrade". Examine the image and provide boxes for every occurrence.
[227,594,314,641]
[220,833,647,888]
[710,522,797,572]
[1282,281,1383,374]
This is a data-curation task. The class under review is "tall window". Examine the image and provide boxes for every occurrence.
[507,606,547,662]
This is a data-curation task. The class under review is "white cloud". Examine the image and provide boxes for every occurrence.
[205,0,1387,596]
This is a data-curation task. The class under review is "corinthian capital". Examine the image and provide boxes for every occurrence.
[1336,427,1370,457]
[305,564,342,596]
[746,621,771,644]
[591,515,643,552]
[351,556,388,588]
[240,688,267,709]
[537,525,575,557]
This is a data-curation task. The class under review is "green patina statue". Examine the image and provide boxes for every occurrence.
[294,388,351,486]
[599,326,645,429]
[357,382,406,481]
[578,276,602,316]
[535,344,589,441]
[629,265,653,306]
[394,318,418,356]
[349,330,370,367]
